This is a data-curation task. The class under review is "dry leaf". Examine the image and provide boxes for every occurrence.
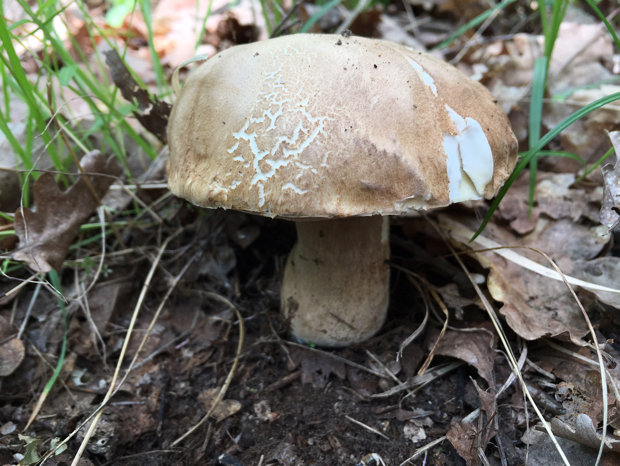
[574,257,620,308]
[0,215,17,252]
[290,347,346,389]
[435,328,496,388]
[198,388,242,422]
[446,421,481,465]
[441,215,603,343]
[0,338,25,377]
[469,22,614,163]
[104,49,171,144]
[438,328,498,463]
[0,122,52,212]
[551,413,620,453]
[497,171,601,235]
[13,151,120,272]
[545,85,620,167]
[0,315,25,377]
[87,281,131,335]
[521,427,599,465]
[483,216,608,343]
[487,265,588,343]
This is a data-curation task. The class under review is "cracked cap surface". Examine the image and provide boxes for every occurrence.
[167,34,518,218]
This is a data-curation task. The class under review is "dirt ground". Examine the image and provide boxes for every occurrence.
[0,210,522,465]
[2,208,619,465]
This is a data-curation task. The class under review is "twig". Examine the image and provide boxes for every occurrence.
[345,415,390,440]
[171,292,245,446]
[263,370,301,393]
[70,229,183,465]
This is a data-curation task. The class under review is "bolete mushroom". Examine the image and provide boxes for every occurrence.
[167,34,518,347]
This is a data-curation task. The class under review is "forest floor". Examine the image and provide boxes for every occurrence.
[1,0,620,465]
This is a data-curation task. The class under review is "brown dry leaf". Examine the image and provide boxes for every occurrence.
[551,413,620,453]
[497,171,601,235]
[151,0,265,68]
[487,265,588,343]
[104,49,171,144]
[152,0,214,67]
[600,131,620,230]
[446,421,483,465]
[441,215,606,343]
[436,283,480,317]
[0,215,17,252]
[0,314,24,377]
[438,0,489,21]
[0,338,25,377]
[555,376,605,426]
[434,328,496,388]
[485,217,611,343]
[537,346,620,430]
[545,85,620,167]
[437,328,498,463]
[574,257,620,308]
[12,151,120,272]
[447,384,498,466]
[198,388,242,422]
[290,347,346,389]
[86,281,132,335]
[546,22,613,95]
[0,122,52,212]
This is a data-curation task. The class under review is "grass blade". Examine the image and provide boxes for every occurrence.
[528,56,548,209]
[300,0,343,33]
[473,91,620,240]
[434,0,517,50]
[583,0,620,50]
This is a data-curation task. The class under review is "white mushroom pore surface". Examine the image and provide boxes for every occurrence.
[167,34,518,347]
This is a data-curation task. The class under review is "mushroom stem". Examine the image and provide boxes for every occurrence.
[281,216,390,347]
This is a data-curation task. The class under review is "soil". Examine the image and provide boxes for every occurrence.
[1,209,528,465]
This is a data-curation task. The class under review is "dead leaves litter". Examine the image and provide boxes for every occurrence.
[12,151,120,273]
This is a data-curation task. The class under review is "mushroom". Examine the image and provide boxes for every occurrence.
[167,34,518,347]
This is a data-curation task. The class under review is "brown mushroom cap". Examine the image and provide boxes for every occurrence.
[167,34,517,218]
[167,34,518,347]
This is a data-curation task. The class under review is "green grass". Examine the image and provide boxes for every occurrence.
[0,0,159,188]
[434,0,619,235]
[473,91,620,240]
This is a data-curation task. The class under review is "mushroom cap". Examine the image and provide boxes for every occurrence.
[167,34,517,218]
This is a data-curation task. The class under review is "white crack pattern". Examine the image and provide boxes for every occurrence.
[226,53,329,208]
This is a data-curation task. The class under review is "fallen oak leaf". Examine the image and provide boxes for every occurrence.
[434,327,497,389]
[550,413,620,453]
[12,151,121,272]
[437,327,499,463]
[290,346,346,389]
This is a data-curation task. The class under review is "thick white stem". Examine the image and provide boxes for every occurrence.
[281,216,390,347]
